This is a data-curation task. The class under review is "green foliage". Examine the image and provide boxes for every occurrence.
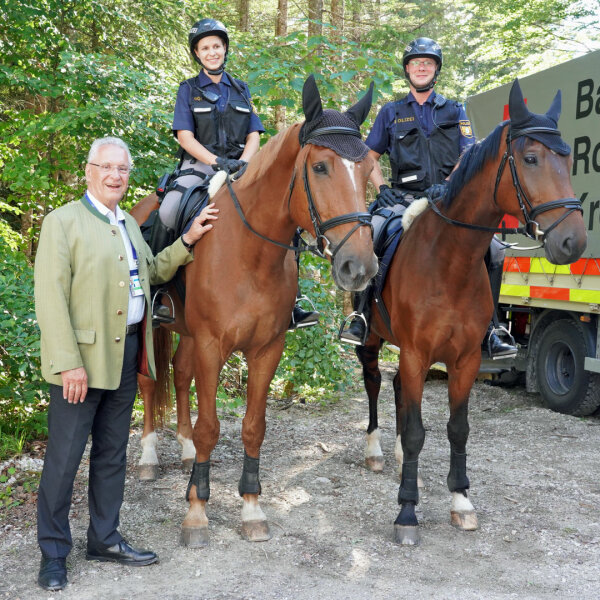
[0,466,40,509]
[0,239,48,460]
[273,255,356,402]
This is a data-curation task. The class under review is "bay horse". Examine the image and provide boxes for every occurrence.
[357,79,587,545]
[132,75,379,546]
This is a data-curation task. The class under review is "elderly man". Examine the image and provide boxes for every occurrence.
[34,137,218,591]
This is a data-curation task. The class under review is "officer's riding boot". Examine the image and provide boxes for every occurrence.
[287,235,320,331]
[149,218,176,325]
[482,263,517,358]
[339,289,371,346]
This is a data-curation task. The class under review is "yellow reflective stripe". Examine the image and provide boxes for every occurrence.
[570,289,600,303]
[529,257,570,275]
[501,284,530,296]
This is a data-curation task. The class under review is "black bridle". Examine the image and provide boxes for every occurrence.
[225,126,373,260]
[427,126,582,243]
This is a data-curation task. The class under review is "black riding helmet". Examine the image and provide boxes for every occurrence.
[402,37,443,93]
[189,18,229,75]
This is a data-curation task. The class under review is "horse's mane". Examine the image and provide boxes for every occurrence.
[235,123,302,190]
[444,121,507,208]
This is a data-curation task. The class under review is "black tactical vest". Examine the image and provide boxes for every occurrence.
[389,95,463,192]
[189,75,252,159]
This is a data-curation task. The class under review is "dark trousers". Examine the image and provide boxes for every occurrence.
[37,332,139,559]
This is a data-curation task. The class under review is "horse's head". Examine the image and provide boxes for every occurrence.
[289,75,378,291]
[499,79,586,264]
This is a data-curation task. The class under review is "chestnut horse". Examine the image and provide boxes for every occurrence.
[132,76,378,546]
[357,80,587,545]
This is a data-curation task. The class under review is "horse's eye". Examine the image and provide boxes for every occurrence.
[312,162,328,175]
[524,155,538,165]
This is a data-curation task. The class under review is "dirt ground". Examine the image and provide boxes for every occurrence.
[1,365,600,600]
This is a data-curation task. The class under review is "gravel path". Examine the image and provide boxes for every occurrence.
[2,366,599,599]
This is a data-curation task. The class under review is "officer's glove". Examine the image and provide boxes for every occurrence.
[426,182,448,202]
[376,185,406,208]
[212,157,247,174]
[232,160,249,181]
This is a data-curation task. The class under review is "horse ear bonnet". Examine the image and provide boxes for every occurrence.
[299,76,371,162]
[508,78,570,156]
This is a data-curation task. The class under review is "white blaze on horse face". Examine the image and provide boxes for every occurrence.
[341,158,357,194]
[177,433,196,461]
[139,431,159,466]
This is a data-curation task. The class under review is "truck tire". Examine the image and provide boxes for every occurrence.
[535,319,600,416]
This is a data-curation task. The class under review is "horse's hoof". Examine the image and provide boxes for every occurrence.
[138,464,159,481]
[180,526,209,548]
[451,510,478,531]
[365,456,384,472]
[181,458,194,472]
[394,524,420,546]
[241,520,272,542]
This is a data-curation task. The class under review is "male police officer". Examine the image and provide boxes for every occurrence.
[340,37,517,359]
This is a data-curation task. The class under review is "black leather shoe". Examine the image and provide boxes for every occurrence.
[38,557,67,591]
[339,317,367,346]
[152,303,175,327]
[86,540,158,566]
[288,305,319,331]
[483,331,518,358]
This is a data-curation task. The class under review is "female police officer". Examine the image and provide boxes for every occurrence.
[151,18,318,329]
[340,37,516,358]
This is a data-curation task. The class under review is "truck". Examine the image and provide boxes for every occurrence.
[466,50,600,417]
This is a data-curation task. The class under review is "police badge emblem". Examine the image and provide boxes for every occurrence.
[459,120,473,138]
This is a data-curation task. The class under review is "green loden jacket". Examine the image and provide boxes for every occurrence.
[34,197,192,390]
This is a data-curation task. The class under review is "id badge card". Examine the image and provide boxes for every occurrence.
[129,269,144,297]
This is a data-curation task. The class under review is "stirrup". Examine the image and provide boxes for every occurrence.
[338,311,369,346]
[151,288,175,327]
[296,294,317,313]
[486,325,518,360]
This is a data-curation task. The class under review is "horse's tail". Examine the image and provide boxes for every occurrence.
[152,327,173,428]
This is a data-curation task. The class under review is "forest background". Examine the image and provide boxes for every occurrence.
[1,0,599,465]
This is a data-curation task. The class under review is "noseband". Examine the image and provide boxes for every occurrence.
[492,126,582,241]
[225,126,373,260]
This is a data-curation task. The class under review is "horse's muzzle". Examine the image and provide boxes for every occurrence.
[332,251,378,292]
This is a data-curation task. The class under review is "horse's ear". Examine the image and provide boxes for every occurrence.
[346,81,374,126]
[302,75,323,123]
[546,89,562,124]
[508,78,530,125]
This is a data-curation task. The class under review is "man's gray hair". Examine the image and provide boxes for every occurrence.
[87,137,133,166]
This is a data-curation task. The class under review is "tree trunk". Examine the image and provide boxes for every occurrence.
[275,0,288,131]
[331,0,344,40]
[239,0,250,32]
[308,0,323,38]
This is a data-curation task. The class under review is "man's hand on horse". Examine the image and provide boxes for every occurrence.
[376,185,406,208]
[184,203,219,246]
[212,157,247,174]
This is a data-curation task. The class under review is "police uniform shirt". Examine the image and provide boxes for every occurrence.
[86,192,145,325]
[172,71,265,137]
[366,90,475,156]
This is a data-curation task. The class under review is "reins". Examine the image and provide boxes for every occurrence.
[427,125,582,245]
[225,125,373,260]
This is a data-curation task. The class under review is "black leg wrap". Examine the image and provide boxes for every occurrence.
[447,452,470,492]
[394,501,419,526]
[398,460,419,504]
[185,460,210,501]
[238,451,261,497]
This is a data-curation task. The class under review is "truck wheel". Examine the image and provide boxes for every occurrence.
[535,319,600,416]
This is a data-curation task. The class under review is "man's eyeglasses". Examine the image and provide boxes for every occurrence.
[88,162,131,175]
[408,59,436,68]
